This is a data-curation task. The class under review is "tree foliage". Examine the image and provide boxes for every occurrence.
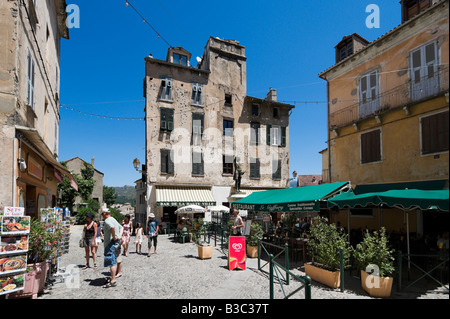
[103,185,117,206]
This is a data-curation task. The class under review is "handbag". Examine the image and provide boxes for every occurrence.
[79,229,85,248]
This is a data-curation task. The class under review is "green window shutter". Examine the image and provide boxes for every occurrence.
[168,150,174,174]
[281,127,286,147]
[266,124,272,145]
[160,108,167,130]
[161,149,168,173]
[167,109,174,131]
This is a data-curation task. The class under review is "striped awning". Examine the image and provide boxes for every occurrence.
[156,186,216,207]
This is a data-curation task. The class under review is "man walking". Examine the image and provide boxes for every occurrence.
[101,208,123,288]
[147,213,159,257]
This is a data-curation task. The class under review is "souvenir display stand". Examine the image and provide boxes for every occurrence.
[0,207,30,296]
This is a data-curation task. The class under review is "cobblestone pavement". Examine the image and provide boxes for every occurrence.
[38,225,448,300]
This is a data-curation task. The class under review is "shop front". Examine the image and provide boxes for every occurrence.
[15,126,76,220]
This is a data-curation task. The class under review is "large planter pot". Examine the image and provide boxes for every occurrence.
[9,261,49,299]
[304,262,340,289]
[247,245,258,258]
[360,270,393,298]
[197,245,212,260]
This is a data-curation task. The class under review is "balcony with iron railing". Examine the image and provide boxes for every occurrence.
[329,66,449,129]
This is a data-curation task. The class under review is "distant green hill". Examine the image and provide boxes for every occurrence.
[113,185,136,205]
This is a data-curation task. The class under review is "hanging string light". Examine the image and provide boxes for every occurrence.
[125,0,173,48]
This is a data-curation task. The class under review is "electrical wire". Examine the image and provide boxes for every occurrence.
[125,0,173,48]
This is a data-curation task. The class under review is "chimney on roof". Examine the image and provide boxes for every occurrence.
[91,157,95,168]
[266,88,277,102]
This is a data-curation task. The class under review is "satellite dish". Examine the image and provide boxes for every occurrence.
[196,56,202,63]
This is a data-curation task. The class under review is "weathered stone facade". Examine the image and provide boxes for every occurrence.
[0,0,70,216]
[143,37,294,222]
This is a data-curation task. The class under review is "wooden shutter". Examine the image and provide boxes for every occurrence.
[168,150,174,174]
[167,108,174,131]
[266,124,272,145]
[160,149,168,173]
[361,130,381,164]
[272,159,281,180]
[422,111,449,154]
[160,108,167,130]
[281,127,286,147]
[250,122,260,145]
[192,152,204,175]
[250,158,260,179]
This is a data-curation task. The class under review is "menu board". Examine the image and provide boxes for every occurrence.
[0,207,28,296]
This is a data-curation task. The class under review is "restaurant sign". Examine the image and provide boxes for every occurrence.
[157,201,216,207]
[232,201,319,213]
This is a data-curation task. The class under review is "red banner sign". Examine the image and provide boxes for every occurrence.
[228,236,246,271]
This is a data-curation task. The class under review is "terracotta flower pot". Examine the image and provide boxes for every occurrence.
[360,270,393,298]
[197,245,212,259]
[246,245,258,258]
[304,262,340,289]
[9,261,49,299]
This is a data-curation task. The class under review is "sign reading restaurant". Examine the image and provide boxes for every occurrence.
[232,201,319,213]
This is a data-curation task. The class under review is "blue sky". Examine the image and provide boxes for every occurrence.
[59,0,401,186]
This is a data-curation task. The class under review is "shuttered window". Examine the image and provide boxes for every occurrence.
[272,158,281,180]
[160,77,173,101]
[192,113,204,145]
[361,129,381,164]
[27,49,35,109]
[266,124,286,146]
[192,152,204,176]
[192,83,203,105]
[421,111,449,155]
[250,122,260,145]
[160,108,174,131]
[161,149,174,174]
[250,158,260,179]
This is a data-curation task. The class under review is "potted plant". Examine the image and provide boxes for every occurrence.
[305,216,353,289]
[354,227,395,298]
[9,218,63,299]
[192,218,212,260]
[247,222,263,258]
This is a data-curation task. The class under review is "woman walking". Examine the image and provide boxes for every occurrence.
[82,212,98,269]
[121,214,133,257]
[134,223,144,254]
[93,220,103,259]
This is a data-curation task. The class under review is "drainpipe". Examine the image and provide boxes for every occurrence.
[326,80,332,183]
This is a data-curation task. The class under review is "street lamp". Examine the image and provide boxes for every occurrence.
[133,158,140,171]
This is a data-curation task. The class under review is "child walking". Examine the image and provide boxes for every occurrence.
[134,223,144,254]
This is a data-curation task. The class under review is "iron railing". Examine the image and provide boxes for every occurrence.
[329,66,449,128]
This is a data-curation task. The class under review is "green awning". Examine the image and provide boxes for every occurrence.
[327,189,449,212]
[231,182,350,213]
[353,179,447,195]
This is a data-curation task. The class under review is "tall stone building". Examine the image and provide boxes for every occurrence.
[142,37,294,223]
[0,0,72,217]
